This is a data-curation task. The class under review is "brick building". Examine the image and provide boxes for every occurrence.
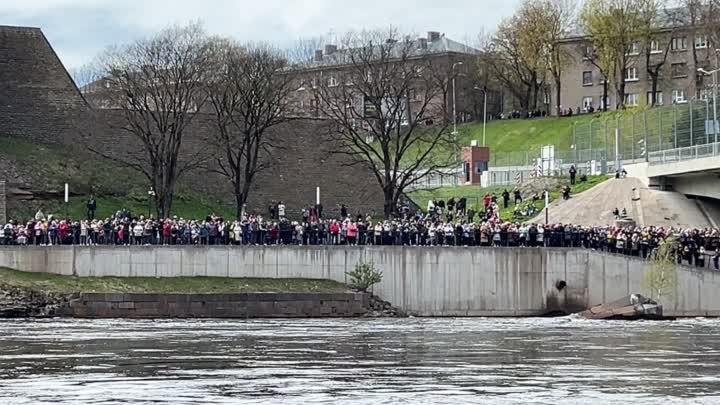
[558,8,716,113]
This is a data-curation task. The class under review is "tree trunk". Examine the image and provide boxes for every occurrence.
[617,80,626,110]
[555,76,562,117]
[234,180,244,220]
[602,82,609,112]
[383,186,395,219]
[650,73,659,107]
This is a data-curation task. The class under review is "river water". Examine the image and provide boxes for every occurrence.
[0,318,719,405]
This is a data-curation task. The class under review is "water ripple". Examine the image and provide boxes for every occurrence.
[0,318,719,404]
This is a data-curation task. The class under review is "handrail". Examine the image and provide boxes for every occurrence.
[648,141,720,165]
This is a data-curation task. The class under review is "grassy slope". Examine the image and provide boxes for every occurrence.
[0,136,235,220]
[0,268,347,294]
[408,175,608,222]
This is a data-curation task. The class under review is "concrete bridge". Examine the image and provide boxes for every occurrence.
[646,142,720,202]
[1,246,719,317]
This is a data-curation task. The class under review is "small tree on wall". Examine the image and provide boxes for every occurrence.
[642,235,679,303]
[347,262,383,292]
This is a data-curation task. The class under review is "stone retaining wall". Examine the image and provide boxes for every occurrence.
[61,292,368,318]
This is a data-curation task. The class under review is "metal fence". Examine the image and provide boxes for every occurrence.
[490,98,720,168]
[648,141,720,165]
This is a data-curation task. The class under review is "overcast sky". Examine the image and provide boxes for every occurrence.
[0,0,520,69]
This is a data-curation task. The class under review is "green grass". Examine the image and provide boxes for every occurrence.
[408,175,609,222]
[0,268,348,294]
[0,136,236,221]
[15,195,236,222]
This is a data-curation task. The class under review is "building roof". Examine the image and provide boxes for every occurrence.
[564,6,694,40]
[299,33,479,70]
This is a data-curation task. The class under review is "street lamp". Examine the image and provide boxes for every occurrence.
[452,61,463,160]
[698,67,719,143]
[474,86,487,147]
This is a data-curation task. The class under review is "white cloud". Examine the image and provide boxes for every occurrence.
[0,0,521,68]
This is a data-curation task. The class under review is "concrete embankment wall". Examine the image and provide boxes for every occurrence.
[1,246,719,317]
[61,292,366,319]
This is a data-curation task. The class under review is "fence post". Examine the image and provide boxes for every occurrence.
[673,104,678,148]
[643,110,649,163]
[589,119,594,162]
[604,119,609,162]
[689,99,694,146]
[658,109,663,150]
[572,122,577,165]
[631,112,635,161]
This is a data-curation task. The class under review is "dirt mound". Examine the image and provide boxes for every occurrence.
[532,177,714,228]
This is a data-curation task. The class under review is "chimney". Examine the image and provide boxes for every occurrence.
[314,49,323,62]
[427,31,441,42]
[417,38,428,49]
[324,44,337,55]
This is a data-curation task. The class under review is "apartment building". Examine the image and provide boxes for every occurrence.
[290,31,503,125]
[558,9,717,113]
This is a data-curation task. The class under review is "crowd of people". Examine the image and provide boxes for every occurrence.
[2,197,720,271]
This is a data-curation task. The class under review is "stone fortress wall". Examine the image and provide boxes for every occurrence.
[0,25,384,219]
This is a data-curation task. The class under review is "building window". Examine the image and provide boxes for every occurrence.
[695,36,709,49]
[650,40,662,54]
[583,45,594,59]
[627,42,640,55]
[298,99,305,111]
[647,91,663,105]
[671,37,687,51]
[582,96,593,110]
[672,89,687,104]
[671,63,688,78]
[624,93,639,106]
[328,76,338,87]
[311,78,318,89]
[582,71,593,86]
[625,67,639,82]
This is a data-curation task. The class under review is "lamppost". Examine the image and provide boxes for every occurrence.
[147,187,155,218]
[474,86,488,147]
[698,67,719,144]
[452,61,463,160]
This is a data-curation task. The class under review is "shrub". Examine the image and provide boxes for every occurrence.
[642,236,679,303]
[347,262,383,292]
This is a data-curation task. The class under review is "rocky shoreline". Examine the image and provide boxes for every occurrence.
[0,284,76,318]
[366,294,406,318]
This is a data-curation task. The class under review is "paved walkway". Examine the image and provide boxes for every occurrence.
[533,177,716,228]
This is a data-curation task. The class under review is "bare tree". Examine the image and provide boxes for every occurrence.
[582,0,657,109]
[643,1,673,107]
[206,40,295,219]
[311,28,455,218]
[488,17,544,115]
[94,22,213,218]
[517,0,577,116]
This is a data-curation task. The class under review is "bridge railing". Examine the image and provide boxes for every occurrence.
[648,141,720,165]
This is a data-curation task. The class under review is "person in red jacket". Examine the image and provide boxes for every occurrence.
[58,221,69,245]
[346,220,358,245]
[162,221,172,245]
[329,220,340,245]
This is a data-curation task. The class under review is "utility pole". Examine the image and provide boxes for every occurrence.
[698,63,720,144]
